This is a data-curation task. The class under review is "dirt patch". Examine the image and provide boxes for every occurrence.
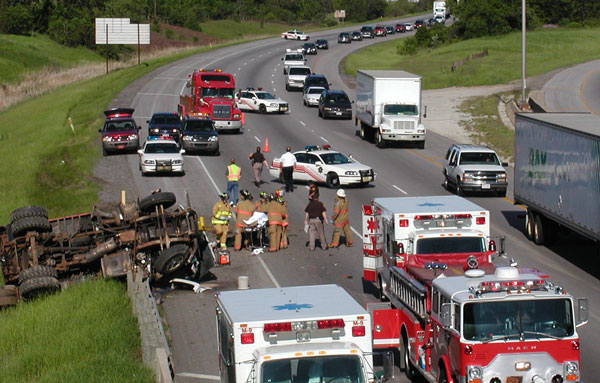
[141,24,220,53]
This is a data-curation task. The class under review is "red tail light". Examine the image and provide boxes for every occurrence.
[455,214,472,219]
[399,219,408,227]
[415,215,433,220]
[352,326,365,337]
[241,333,254,344]
[476,217,486,225]
[264,322,292,332]
[317,319,345,329]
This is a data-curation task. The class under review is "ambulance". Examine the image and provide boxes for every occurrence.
[215,285,376,383]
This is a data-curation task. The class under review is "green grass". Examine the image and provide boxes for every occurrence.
[0,279,155,383]
[0,34,103,84]
[200,19,298,40]
[344,27,600,89]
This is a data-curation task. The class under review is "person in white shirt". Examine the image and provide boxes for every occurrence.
[280,146,297,192]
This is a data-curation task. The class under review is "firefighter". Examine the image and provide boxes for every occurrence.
[329,189,353,248]
[265,193,283,252]
[234,190,255,251]
[255,191,268,212]
[279,196,289,249]
[212,192,232,249]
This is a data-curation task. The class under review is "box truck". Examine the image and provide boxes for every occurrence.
[355,70,426,149]
[514,112,600,245]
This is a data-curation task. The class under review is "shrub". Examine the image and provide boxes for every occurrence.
[320,14,338,27]
[398,37,418,55]
[152,23,161,33]
[0,4,33,35]
[164,28,174,39]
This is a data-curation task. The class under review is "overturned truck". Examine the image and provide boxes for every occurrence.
[0,191,215,307]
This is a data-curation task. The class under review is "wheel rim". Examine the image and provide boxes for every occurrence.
[164,254,186,273]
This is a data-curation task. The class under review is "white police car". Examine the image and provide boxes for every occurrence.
[138,138,185,176]
[235,88,289,114]
[269,145,375,188]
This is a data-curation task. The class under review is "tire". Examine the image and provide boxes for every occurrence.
[442,172,449,190]
[286,84,290,91]
[326,173,340,189]
[318,108,322,117]
[534,214,545,245]
[211,149,220,156]
[375,130,386,148]
[10,205,48,224]
[139,192,176,214]
[438,366,448,383]
[417,141,425,149]
[497,189,507,198]
[377,276,388,302]
[0,285,18,307]
[279,171,285,184]
[456,178,464,196]
[359,123,367,140]
[235,128,242,134]
[525,210,535,240]
[19,276,59,300]
[154,244,189,275]
[259,104,266,114]
[19,265,58,284]
[102,147,108,156]
[11,216,51,237]
[402,334,418,381]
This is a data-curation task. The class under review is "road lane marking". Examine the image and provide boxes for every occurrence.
[320,136,329,142]
[137,93,179,97]
[176,373,220,380]
[300,121,306,126]
[257,254,280,288]
[196,157,221,194]
[254,136,261,142]
[393,185,408,195]
[580,69,600,116]
[407,149,442,168]
[351,226,361,238]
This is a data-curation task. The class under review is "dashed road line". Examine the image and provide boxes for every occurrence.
[257,254,281,288]
[254,136,261,142]
[299,121,306,126]
[137,92,179,96]
[320,136,329,142]
[176,373,220,381]
[393,185,408,195]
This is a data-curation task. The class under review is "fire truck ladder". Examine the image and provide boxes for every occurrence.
[389,267,428,320]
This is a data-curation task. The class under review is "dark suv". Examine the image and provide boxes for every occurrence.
[147,112,181,143]
[303,74,330,94]
[317,90,353,120]
[180,116,219,155]
[360,26,374,39]
[99,108,140,156]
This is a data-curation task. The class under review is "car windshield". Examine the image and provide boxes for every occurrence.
[104,120,136,132]
[459,152,500,165]
[463,299,574,341]
[383,104,418,116]
[319,152,351,165]
[144,143,179,154]
[183,120,214,132]
[261,355,364,383]
[309,88,325,94]
[326,94,350,103]
[286,54,303,61]
[416,237,486,254]
[255,93,276,100]
[201,87,234,98]
[289,67,311,76]
[151,115,179,125]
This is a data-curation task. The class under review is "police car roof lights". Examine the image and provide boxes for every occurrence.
[305,144,332,151]
[245,87,264,91]
[286,48,304,53]
[198,68,222,73]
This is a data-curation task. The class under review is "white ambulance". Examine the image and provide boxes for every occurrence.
[362,196,497,297]
[216,284,375,383]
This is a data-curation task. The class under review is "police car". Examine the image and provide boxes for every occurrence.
[281,29,310,40]
[235,88,289,114]
[138,138,185,176]
[269,145,375,188]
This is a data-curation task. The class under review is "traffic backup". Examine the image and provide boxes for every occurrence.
[216,284,375,383]
[362,196,589,383]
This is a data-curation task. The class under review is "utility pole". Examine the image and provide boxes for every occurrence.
[521,0,526,105]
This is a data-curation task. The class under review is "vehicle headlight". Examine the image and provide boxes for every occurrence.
[345,171,358,176]
[270,103,278,107]
[102,136,114,142]
[466,366,482,380]
[498,173,507,180]
[208,136,219,142]
[143,159,155,165]
[417,129,425,133]
[565,361,579,374]
[183,135,193,141]
[173,159,183,165]
[233,114,241,119]
[346,108,353,111]
[128,134,138,140]
[463,173,475,180]
[323,107,331,111]
[152,128,159,133]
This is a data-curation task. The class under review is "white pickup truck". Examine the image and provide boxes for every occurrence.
[282,48,306,74]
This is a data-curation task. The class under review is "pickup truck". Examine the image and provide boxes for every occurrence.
[281,48,306,74]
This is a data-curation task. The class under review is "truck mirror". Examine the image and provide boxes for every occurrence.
[577,298,589,327]
[440,303,452,328]
[146,120,150,124]
[423,105,427,118]
[281,58,284,60]
[502,162,509,167]
[137,149,143,155]
[98,129,102,133]
[449,161,456,167]
[180,149,186,154]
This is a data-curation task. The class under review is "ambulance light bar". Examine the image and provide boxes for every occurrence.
[264,319,345,333]
[412,214,483,229]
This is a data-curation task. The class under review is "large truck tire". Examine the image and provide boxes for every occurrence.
[20,276,60,299]
[10,206,48,224]
[139,192,176,214]
[18,265,58,284]
[401,333,419,381]
[11,216,51,237]
[533,214,545,245]
[525,210,535,240]
[154,244,189,275]
[375,131,387,148]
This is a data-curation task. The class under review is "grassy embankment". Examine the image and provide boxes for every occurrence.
[343,27,600,157]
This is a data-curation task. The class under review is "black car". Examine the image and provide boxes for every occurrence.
[360,26,374,39]
[303,74,330,94]
[385,26,395,35]
[318,90,353,120]
[351,31,362,41]
[395,23,406,33]
[427,18,436,26]
[147,112,182,144]
[338,32,351,44]
[315,39,329,49]
[303,42,317,55]
[180,116,219,155]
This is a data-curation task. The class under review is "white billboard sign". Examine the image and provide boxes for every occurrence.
[95,18,150,45]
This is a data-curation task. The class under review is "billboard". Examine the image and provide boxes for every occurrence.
[95,18,150,45]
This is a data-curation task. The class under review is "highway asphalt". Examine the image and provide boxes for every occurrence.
[101,18,600,383]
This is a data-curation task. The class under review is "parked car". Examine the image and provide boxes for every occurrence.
[285,65,312,91]
[385,26,395,35]
[351,31,363,41]
[138,138,185,176]
[147,112,181,144]
[427,18,436,26]
[99,108,140,156]
[435,15,446,24]
[404,22,414,31]
[360,26,374,38]
[442,144,509,197]
[236,88,289,114]
[180,115,219,155]
[374,25,387,36]
[315,39,329,49]
[338,32,351,43]
[395,24,406,33]
[281,29,309,40]
[303,74,330,94]
[302,42,317,55]
[318,90,353,120]
[303,86,326,107]
[414,19,425,29]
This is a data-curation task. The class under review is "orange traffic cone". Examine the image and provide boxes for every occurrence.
[263,137,270,153]
[241,112,246,125]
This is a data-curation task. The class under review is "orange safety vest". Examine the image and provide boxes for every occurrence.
[227,164,241,181]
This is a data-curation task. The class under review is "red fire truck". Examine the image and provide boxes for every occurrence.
[362,197,589,383]
[178,68,243,133]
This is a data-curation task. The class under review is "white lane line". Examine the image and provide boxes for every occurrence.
[320,136,329,143]
[257,254,281,288]
[176,373,220,381]
[272,74,275,77]
[154,77,186,80]
[393,185,408,195]
[243,62,247,66]
[299,121,306,126]
[271,80,274,84]
[197,157,221,193]
[137,92,179,96]
[273,88,277,92]
[238,67,241,71]
[273,68,277,72]
[254,136,261,142]
[351,225,361,239]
